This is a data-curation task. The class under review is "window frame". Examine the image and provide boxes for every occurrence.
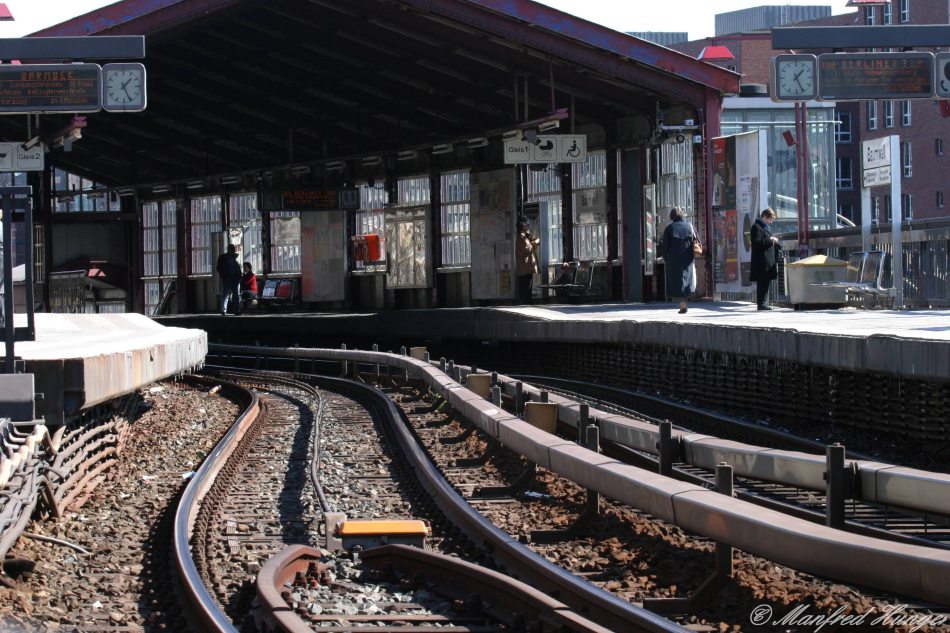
[900,100,911,127]
[836,157,853,190]
[901,193,912,220]
[865,6,876,24]
[884,100,894,128]
[902,141,912,177]
[439,170,471,268]
[938,191,945,209]
[835,110,852,143]
[867,101,878,130]
[936,138,943,156]
[899,0,909,22]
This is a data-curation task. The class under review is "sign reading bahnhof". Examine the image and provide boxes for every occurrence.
[0,64,102,113]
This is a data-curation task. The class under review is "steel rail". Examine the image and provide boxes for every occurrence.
[214,364,686,633]
[172,375,259,633]
[256,543,615,633]
[206,345,950,606]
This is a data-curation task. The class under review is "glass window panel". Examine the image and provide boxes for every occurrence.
[190,195,221,276]
[440,171,470,266]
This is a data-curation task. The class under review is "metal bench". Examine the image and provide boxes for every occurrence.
[257,277,300,310]
[813,250,894,299]
[538,261,603,301]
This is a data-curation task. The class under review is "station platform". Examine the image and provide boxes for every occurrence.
[3,313,207,425]
[159,301,950,382]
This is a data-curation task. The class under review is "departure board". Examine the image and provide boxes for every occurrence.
[261,187,360,211]
[0,64,101,113]
[818,52,933,100]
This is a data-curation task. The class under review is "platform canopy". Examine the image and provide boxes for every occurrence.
[1,0,739,186]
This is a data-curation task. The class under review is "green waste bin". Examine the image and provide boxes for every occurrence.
[784,254,848,308]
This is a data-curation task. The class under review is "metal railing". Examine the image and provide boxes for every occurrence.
[792,218,950,308]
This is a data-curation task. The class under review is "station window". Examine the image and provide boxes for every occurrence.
[900,100,911,127]
[884,195,892,223]
[142,199,177,316]
[865,6,875,25]
[269,211,301,274]
[834,110,851,143]
[836,157,853,190]
[884,100,894,128]
[658,139,696,235]
[938,191,944,209]
[353,184,389,272]
[867,101,878,130]
[882,2,892,24]
[902,141,912,177]
[901,193,912,220]
[440,171,471,267]
[936,138,944,156]
[51,169,119,213]
[572,150,608,261]
[871,197,879,224]
[899,0,909,22]
[386,175,431,288]
[189,195,221,276]
[526,166,563,265]
[228,193,263,275]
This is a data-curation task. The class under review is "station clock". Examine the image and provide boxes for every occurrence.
[771,54,818,102]
[102,63,147,112]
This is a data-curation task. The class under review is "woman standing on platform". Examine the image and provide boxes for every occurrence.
[750,207,780,311]
[659,207,696,314]
[515,218,540,303]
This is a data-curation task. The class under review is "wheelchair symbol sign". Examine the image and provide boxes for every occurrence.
[557,135,587,163]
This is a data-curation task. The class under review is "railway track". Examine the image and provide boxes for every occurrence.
[176,368,675,632]
[517,375,950,549]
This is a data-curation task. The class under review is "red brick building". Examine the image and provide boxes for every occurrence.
[673,0,950,224]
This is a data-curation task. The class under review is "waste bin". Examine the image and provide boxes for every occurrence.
[784,254,848,309]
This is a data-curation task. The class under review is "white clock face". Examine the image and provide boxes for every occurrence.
[107,69,142,106]
[778,60,815,98]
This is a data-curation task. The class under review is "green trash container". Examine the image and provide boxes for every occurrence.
[784,254,848,309]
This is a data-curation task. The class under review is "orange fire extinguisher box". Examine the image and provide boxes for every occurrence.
[364,234,382,261]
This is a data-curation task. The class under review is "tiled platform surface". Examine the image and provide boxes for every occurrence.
[5,313,207,424]
[160,301,950,382]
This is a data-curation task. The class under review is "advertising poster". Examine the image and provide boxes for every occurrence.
[470,169,515,300]
[711,130,768,297]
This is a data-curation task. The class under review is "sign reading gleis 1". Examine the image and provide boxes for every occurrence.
[504,135,587,164]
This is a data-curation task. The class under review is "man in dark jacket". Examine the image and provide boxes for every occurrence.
[216,243,242,315]
[749,208,780,311]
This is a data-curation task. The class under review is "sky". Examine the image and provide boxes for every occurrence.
[3,0,854,40]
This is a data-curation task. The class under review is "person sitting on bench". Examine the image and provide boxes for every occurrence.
[552,261,573,285]
[241,262,258,303]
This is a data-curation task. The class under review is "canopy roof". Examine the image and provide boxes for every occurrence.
[5,0,739,186]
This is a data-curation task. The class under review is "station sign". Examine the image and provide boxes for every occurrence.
[0,64,101,113]
[504,134,587,164]
[862,137,892,188]
[0,142,45,172]
[261,187,360,212]
[818,52,933,101]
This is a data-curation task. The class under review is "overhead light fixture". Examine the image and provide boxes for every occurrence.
[537,120,560,133]
[397,150,418,161]
[118,188,136,197]
[501,130,522,142]
[325,160,345,171]
[432,143,454,155]
[466,137,489,148]
[290,165,311,175]
[361,156,382,166]
[186,180,204,190]
[152,185,171,194]
[220,175,242,185]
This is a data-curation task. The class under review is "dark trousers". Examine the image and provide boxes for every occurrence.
[517,274,533,303]
[756,278,773,307]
